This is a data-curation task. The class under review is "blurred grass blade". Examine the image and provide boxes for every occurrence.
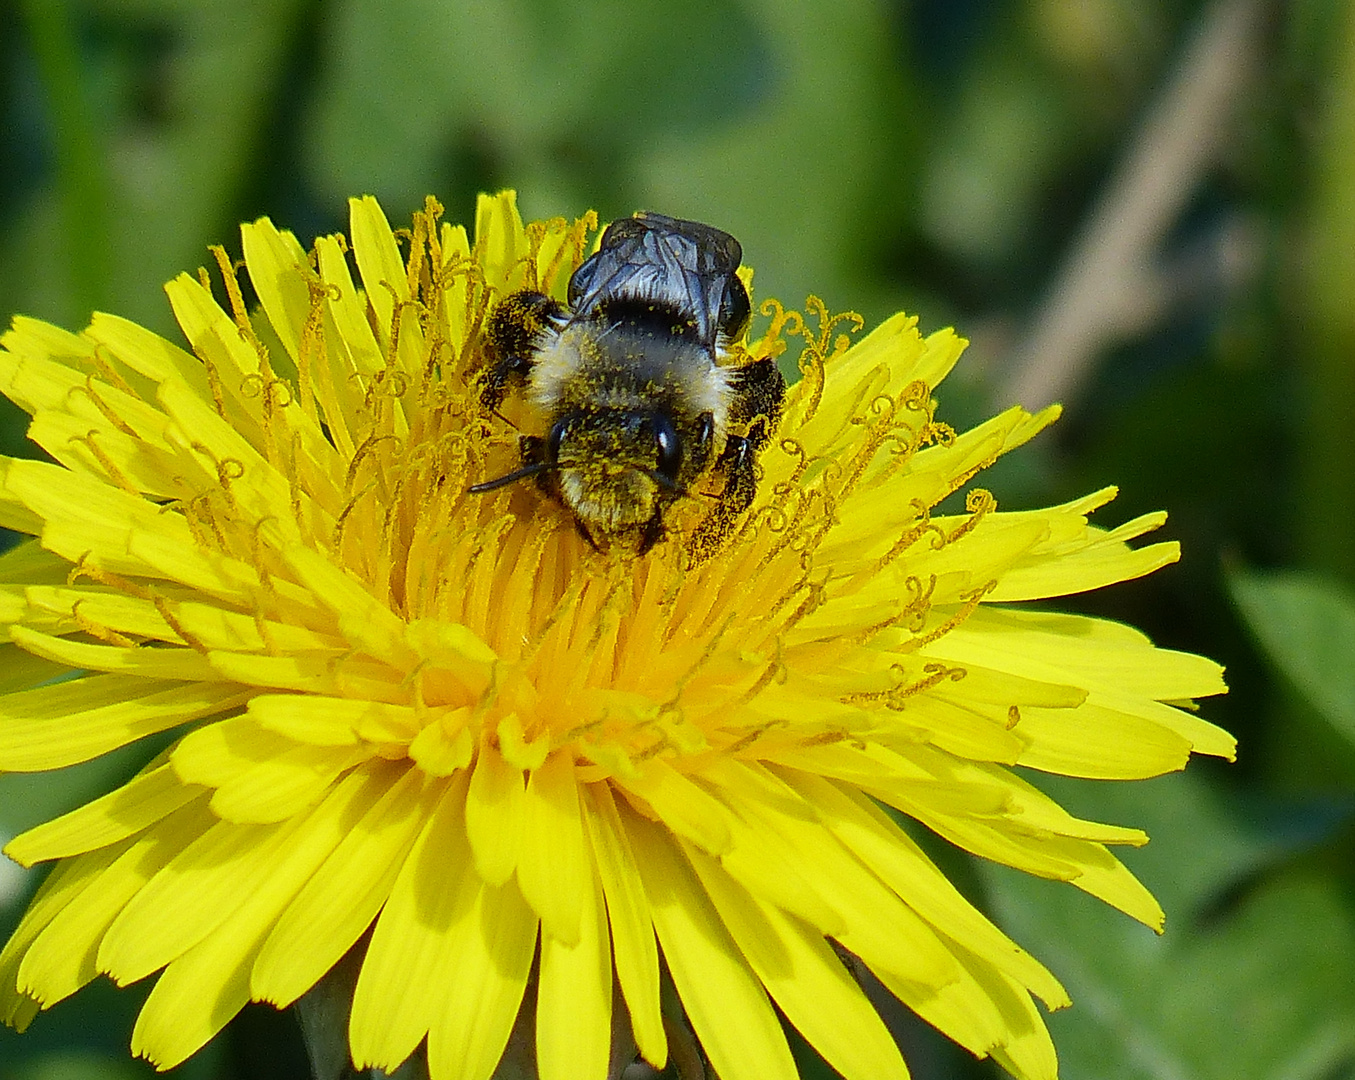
[18,0,113,314]
[1229,570,1355,747]
[1300,0,1355,586]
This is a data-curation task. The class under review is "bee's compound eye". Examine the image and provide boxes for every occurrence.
[719,274,751,342]
[654,413,682,483]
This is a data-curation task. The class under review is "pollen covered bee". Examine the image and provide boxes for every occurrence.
[471,212,785,555]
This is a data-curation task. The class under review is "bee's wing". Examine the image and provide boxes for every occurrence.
[569,215,742,348]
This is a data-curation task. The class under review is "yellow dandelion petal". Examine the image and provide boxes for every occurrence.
[96,814,291,987]
[685,840,909,1080]
[535,846,613,1080]
[4,760,202,866]
[580,781,666,1066]
[21,801,214,1006]
[465,733,526,886]
[250,764,439,1008]
[0,192,1231,1080]
[0,675,247,772]
[425,876,537,1080]
[786,772,1069,1008]
[984,969,1061,1080]
[1,846,124,1023]
[626,805,801,1080]
[239,219,314,365]
[131,764,389,1069]
[518,750,590,946]
[349,772,473,1073]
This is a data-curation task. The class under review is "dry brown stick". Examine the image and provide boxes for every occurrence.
[997,0,1267,411]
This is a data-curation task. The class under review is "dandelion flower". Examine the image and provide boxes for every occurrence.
[0,193,1232,1080]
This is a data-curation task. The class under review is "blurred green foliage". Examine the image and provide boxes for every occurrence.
[2,0,1354,1078]
[1230,571,1355,749]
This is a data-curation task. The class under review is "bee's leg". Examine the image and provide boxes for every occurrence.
[479,291,564,413]
[714,433,759,518]
[519,433,546,465]
[684,357,783,560]
[727,357,786,452]
[637,512,666,556]
[575,519,602,551]
[514,434,558,500]
[685,433,758,562]
[687,411,715,476]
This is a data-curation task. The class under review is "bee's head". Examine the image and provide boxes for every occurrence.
[549,409,684,531]
[549,410,680,484]
[469,404,718,549]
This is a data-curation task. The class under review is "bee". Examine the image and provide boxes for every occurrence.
[470,212,785,555]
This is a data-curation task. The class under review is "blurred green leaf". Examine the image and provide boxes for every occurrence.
[980,772,1355,1080]
[1228,570,1355,749]
[1018,770,1278,922]
[305,0,920,322]
[2,0,311,335]
[2,1050,144,1080]
[0,741,154,840]
[989,870,1355,1080]
[304,0,773,214]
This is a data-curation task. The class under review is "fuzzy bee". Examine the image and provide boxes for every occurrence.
[471,212,785,555]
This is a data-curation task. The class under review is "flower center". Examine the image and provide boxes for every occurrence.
[69,198,1001,781]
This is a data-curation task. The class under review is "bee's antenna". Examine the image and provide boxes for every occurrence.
[468,462,553,493]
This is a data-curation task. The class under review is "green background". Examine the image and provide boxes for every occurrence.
[1,0,1354,1078]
